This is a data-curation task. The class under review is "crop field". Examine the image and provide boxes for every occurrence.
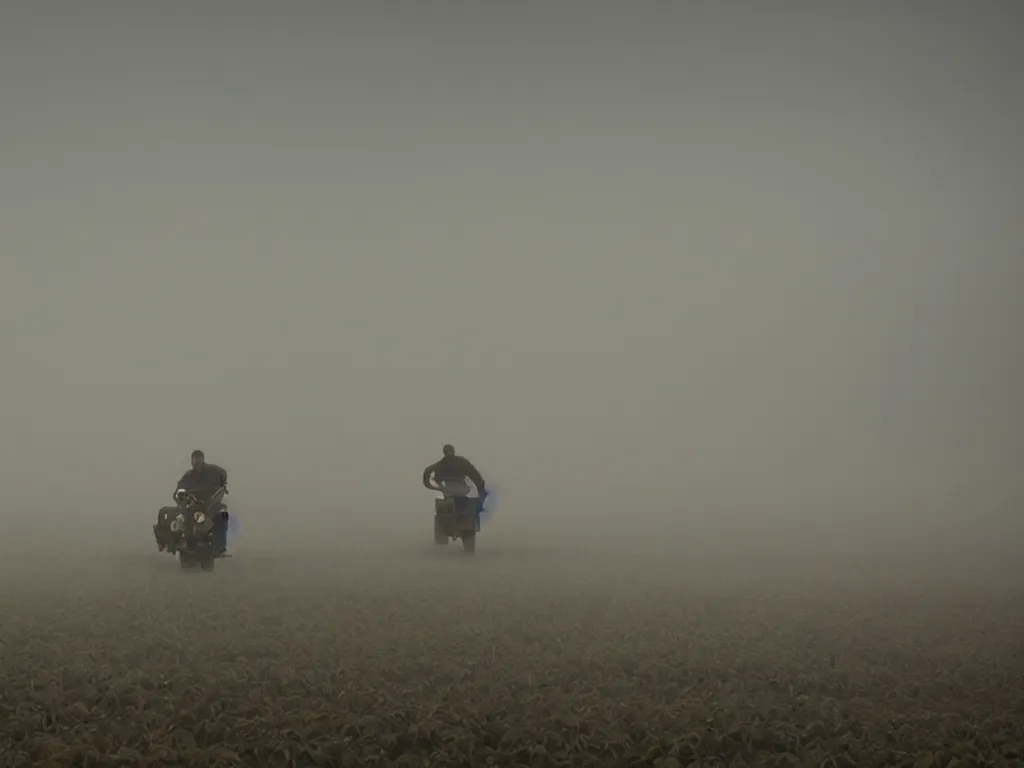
[1,523,1022,768]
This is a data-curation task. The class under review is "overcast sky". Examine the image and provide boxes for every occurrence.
[1,2,1021,531]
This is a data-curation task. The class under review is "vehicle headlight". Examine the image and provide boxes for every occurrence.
[193,511,206,524]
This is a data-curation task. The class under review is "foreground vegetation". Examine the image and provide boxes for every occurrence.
[1,544,1021,767]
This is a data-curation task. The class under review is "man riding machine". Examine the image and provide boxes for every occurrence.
[154,449,230,557]
[422,444,487,554]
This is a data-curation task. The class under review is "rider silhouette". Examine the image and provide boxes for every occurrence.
[174,449,229,555]
[422,444,486,498]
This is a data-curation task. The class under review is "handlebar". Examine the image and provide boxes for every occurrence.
[174,486,228,503]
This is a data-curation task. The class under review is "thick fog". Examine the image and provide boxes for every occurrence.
[1,3,1021,580]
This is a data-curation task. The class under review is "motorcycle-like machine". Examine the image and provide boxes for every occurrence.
[428,478,486,554]
[153,486,229,571]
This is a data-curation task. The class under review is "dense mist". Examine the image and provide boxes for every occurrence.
[2,8,1024,766]
[1,2,1021,583]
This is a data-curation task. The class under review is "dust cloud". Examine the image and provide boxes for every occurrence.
[1,3,1022,763]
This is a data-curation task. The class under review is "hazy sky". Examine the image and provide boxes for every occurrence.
[2,2,1021,524]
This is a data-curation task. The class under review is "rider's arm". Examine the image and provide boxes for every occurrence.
[214,464,228,487]
[422,462,438,489]
[174,470,191,498]
[462,459,486,495]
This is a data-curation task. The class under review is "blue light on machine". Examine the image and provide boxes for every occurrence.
[477,486,499,527]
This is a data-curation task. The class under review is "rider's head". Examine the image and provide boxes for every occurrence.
[442,444,455,458]
[191,449,205,470]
